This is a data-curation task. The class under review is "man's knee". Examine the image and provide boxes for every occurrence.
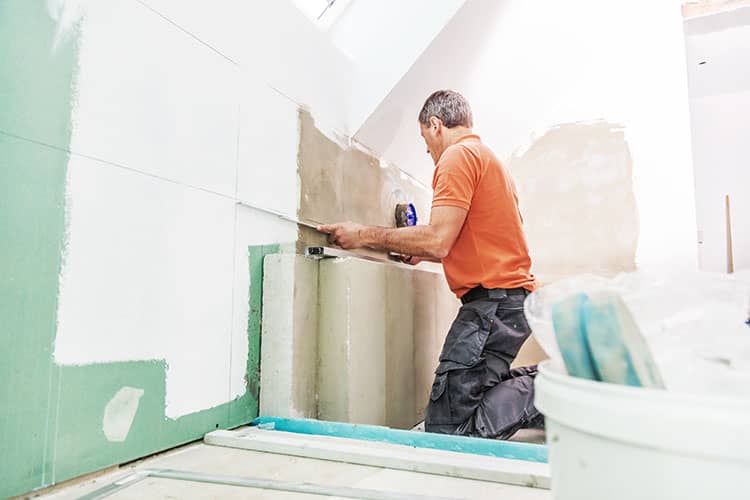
[472,369,541,439]
[425,362,487,431]
[427,367,542,439]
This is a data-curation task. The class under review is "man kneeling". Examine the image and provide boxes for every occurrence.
[319,90,543,438]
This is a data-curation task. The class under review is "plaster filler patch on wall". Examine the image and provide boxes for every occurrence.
[102,387,144,442]
[507,121,639,283]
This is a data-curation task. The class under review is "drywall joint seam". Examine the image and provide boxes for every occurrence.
[0,130,313,231]
[78,468,456,500]
[132,0,238,65]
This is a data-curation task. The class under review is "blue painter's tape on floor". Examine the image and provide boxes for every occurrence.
[251,417,548,463]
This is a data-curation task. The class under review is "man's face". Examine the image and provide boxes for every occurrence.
[420,121,441,165]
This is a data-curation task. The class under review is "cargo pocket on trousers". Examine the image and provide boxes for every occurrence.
[427,361,488,426]
[425,372,452,426]
[430,372,447,401]
[438,307,492,370]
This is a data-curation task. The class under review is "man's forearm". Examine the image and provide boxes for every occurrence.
[361,225,448,260]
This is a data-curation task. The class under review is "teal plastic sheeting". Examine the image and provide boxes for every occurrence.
[251,416,548,463]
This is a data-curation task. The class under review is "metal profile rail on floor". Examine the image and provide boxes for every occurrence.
[77,468,459,500]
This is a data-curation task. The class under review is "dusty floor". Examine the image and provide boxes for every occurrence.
[32,438,550,500]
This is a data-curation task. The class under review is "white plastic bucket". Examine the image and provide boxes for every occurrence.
[535,360,750,500]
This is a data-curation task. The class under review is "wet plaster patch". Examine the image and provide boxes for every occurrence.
[102,387,144,442]
[296,109,431,252]
[507,121,639,283]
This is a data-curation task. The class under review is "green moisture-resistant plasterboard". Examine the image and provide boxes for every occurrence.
[0,2,281,496]
[0,0,80,495]
[235,244,281,425]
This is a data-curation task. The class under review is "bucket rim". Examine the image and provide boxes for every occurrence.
[535,361,750,461]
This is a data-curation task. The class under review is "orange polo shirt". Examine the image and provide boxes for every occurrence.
[432,134,536,298]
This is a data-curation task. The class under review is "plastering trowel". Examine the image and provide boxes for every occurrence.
[389,203,419,262]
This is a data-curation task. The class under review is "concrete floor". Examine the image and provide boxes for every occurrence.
[36,440,551,500]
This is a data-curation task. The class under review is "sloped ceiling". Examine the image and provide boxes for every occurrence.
[329,0,466,134]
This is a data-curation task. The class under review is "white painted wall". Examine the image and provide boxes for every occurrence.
[355,0,698,273]
[52,0,346,418]
[685,7,750,272]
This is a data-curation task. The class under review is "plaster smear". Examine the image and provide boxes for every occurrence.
[296,109,431,252]
[507,121,639,283]
[102,386,144,442]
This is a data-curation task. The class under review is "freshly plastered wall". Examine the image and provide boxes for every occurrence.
[355,0,698,281]
[684,7,750,272]
[260,255,459,429]
[0,0,453,497]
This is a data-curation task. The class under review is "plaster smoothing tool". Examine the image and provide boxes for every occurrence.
[238,199,421,264]
[238,200,419,233]
[236,201,323,230]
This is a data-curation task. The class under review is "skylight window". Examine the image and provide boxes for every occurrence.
[292,0,351,29]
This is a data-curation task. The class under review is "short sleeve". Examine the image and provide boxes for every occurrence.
[432,145,478,210]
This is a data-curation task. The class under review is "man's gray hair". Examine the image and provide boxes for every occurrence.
[418,90,473,128]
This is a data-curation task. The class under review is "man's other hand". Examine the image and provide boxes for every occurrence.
[317,222,366,249]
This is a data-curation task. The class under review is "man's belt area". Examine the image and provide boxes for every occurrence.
[460,285,529,305]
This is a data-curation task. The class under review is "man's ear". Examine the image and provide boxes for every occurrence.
[429,116,441,133]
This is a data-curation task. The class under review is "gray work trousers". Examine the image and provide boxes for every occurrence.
[424,292,543,439]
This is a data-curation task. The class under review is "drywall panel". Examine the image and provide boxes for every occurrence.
[318,258,388,426]
[689,90,750,272]
[684,12,750,272]
[0,2,78,150]
[1,0,346,496]
[0,3,80,495]
[317,258,459,428]
[54,156,236,419]
[229,207,297,402]
[0,136,70,499]
[137,1,355,136]
[507,122,639,283]
[67,0,239,197]
[384,266,417,428]
[236,75,300,216]
[258,16,353,136]
[260,254,319,418]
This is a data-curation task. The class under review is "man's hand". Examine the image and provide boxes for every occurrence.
[317,222,366,249]
[317,206,466,258]
[400,255,424,265]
